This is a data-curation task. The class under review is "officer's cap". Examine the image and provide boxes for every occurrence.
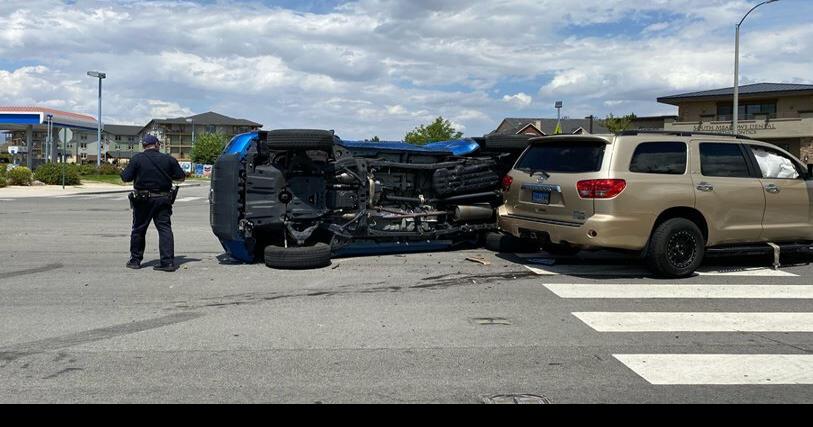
[142,135,160,146]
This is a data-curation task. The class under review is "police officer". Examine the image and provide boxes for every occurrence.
[121,135,186,272]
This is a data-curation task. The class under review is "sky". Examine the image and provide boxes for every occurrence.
[0,0,811,140]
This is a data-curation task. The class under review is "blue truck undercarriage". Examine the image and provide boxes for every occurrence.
[209,129,530,268]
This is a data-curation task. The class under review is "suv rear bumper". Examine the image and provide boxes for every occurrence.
[498,209,652,251]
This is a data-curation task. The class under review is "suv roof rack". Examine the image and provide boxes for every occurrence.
[617,130,756,140]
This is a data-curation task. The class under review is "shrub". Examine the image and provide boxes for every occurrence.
[96,163,122,175]
[0,163,7,177]
[77,164,97,176]
[34,163,81,185]
[7,166,33,186]
[0,174,6,188]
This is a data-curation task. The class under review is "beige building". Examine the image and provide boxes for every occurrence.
[139,111,262,160]
[657,83,813,162]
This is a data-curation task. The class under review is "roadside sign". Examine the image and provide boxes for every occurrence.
[203,164,213,177]
[180,161,192,174]
[194,164,204,176]
[8,146,18,155]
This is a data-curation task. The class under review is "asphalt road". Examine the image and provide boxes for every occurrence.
[1,184,811,403]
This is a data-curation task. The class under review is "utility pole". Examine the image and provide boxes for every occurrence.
[733,0,779,134]
[87,71,106,166]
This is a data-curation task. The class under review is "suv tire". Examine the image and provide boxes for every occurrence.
[646,218,705,278]
[266,129,336,150]
[264,243,332,269]
[484,232,539,253]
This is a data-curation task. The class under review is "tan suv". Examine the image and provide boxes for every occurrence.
[495,131,813,277]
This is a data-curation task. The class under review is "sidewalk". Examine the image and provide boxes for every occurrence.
[0,181,203,198]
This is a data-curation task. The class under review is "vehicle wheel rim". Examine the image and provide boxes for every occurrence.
[666,231,697,269]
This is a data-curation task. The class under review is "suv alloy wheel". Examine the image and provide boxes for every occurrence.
[646,218,705,278]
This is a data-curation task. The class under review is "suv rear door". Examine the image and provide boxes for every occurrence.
[692,141,765,245]
[744,144,813,242]
[504,137,608,226]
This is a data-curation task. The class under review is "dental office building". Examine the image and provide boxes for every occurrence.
[657,83,813,163]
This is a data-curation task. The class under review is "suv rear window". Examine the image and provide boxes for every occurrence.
[629,142,687,174]
[515,141,605,173]
[699,143,751,178]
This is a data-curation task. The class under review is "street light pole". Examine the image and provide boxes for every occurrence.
[733,0,779,134]
[186,118,195,146]
[46,114,53,164]
[87,71,106,166]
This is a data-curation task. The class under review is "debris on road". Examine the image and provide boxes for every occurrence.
[465,256,491,266]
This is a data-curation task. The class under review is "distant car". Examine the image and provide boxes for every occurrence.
[495,131,813,277]
[209,129,531,269]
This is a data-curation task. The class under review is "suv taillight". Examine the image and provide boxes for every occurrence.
[501,175,513,192]
[576,179,626,199]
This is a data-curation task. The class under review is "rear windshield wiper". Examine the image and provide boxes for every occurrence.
[525,168,550,180]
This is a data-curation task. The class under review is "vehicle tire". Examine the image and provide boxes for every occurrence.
[266,129,336,150]
[646,218,705,278]
[264,243,332,269]
[484,232,539,253]
[483,134,535,150]
[542,242,581,257]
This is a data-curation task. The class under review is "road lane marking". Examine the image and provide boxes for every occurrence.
[573,312,813,332]
[175,197,202,203]
[524,265,799,277]
[543,283,813,299]
[613,354,813,385]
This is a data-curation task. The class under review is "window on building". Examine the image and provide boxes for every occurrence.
[115,135,121,141]
[700,143,751,178]
[80,143,87,149]
[128,136,134,142]
[80,134,87,141]
[717,102,777,121]
[630,142,687,174]
[206,125,216,134]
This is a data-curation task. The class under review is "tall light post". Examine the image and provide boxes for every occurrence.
[46,114,53,163]
[733,0,779,134]
[87,71,106,166]
[186,118,195,147]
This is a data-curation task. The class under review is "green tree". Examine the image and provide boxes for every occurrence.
[404,116,463,145]
[601,113,638,133]
[191,133,229,164]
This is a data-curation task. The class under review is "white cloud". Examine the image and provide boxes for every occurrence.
[503,92,533,108]
[0,0,810,139]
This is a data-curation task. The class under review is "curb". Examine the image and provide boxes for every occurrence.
[79,182,203,195]
[0,182,205,198]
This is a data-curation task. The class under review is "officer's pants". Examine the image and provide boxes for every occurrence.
[130,196,174,265]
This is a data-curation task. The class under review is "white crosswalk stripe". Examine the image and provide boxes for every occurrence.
[543,283,813,299]
[573,312,813,332]
[524,264,799,277]
[546,274,813,385]
[613,354,813,385]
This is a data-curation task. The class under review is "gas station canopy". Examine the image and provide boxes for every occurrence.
[0,106,98,131]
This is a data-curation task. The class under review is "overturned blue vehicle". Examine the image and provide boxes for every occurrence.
[210,129,531,269]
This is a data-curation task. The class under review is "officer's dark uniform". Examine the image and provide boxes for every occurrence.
[121,136,185,271]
